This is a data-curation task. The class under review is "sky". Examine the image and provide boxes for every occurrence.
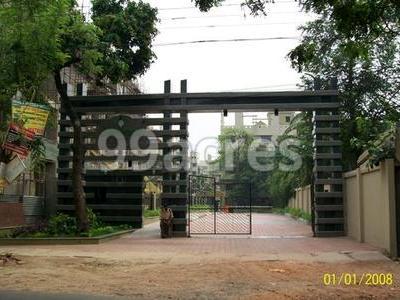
[78,0,315,160]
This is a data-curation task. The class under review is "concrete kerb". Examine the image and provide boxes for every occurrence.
[0,229,135,245]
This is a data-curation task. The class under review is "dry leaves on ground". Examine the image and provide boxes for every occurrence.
[0,253,23,266]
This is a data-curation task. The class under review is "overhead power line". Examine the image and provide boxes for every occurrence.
[224,83,300,91]
[159,3,240,11]
[159,21,304,30]
[158,0,295,11]
[154,36,299,47]
[161,11,300,21]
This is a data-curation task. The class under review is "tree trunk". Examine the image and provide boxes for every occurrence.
[54,71,88,232]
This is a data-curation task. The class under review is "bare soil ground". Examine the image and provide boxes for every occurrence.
[1,254,400,299]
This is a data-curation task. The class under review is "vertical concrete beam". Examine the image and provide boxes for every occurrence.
[383,159,397,257]
[356,168,364,242]
[162,80,172,206]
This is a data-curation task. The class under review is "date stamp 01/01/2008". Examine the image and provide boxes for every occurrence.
[323,273,394,286]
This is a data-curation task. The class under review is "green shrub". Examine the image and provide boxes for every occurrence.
[144,209,160,218]
[89,226,115,237]
[30,232,49,238]
[272,207,286,215]
[87,208,102,229]
[89,225,132,237]
[273,207,311,222]
[46,213,77,236]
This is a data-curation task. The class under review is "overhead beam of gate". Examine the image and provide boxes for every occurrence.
[68,90,339,113]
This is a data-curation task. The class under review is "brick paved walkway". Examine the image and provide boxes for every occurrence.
[1,213,386,264]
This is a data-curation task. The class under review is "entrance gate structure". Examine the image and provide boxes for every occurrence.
[57,80,343,237]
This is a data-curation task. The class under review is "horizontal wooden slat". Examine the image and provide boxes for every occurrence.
[314,178,343,185]
[57,168,182,175]
[57,168,87,174]
[58,142,187,151]
[314,192,342,198]
[313,115,340,121]
[313,165,342,172]
[59,180,143,188]
[314,230,345,237]
[58,154,183,162]
[86,182,143,188]
[57,180,85,186]
[100,216,143,222]
[161,193,187,199]
[59,117,188,127]
[162,180,187,186]
[62,103,340,114]
[315,205,343,211]
[315,217,344,225]
[314,153,342,159]
[56,192,95,199]
[314,140,342,147]
[106,193,143,199]
[57,204,143,210]
[313,128,341,134]
[168,205,188,212]
[59,130,188,138]
[172,218,187,225]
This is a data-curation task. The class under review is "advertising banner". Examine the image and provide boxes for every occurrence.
[4,155,29,184]
[12,100,50,136]
[2,123,35,158]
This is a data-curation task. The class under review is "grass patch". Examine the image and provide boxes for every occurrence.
[190,204,212,210]
[144,209,160,218]
[273,207,311,222]
[88,225,132,237]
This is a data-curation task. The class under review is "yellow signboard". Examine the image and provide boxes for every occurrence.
[12,100,50,136]
[0,178,7,189]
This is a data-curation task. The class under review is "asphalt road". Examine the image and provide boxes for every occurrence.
[0,291,128,300]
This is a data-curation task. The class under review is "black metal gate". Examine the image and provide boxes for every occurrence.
[188,175,252,235]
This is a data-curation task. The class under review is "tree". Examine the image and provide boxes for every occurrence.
[266,112,313,207]
[1,0,158,232]
[299,0,400,39]
[193,0,271,15]
[195,0,400,33]
[54,0,157,232]
[0,0,69,171]
[217,128,270,202]
[288,3,400,169]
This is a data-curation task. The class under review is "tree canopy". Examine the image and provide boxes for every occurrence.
[216,128,270,202]
[0,0,158,231]
[289,1,400,169]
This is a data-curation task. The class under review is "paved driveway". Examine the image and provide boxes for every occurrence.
[0,213,386,264]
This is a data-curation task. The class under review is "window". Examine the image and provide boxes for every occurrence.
[285,116,291,123]
[76,83,83,96]
[259,135,271,143]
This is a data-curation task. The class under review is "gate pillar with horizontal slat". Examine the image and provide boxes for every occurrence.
[57,100,77,214]
[57,106,144,228]
[312,105,344,237]
[161,80,189,237]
